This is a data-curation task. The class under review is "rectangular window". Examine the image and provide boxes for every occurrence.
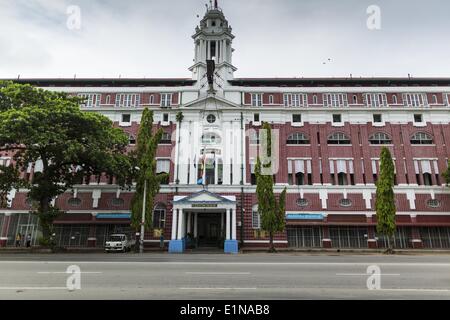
[254,113,260,123]
[332,114,342,123]
[115,94,141,107]
[323,93,348,107]
[403,93,427,107]
[121,114,131,124]
[414,114,423,123]
[364,93,387,107]
[251,94,263,107]
[284,94,307,107]
[78,93,101,107]
[292,114,302,123]
[252,208,261,229]
[373,114,382,123]
[156,159,170,174]
[163,113,169,122]
[161,93,173,107]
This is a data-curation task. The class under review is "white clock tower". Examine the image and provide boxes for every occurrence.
[189,1,237,94]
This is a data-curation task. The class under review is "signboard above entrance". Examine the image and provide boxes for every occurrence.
[191,203,218,208]
[286,213,324,220]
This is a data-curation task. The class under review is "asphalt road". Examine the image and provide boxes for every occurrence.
[0,253,449,300]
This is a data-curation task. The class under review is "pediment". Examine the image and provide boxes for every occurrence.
[174,190,235,204]
[183,95,239,109]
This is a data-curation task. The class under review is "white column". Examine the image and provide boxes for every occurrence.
[171,209,178,240]
[222,40,225,63]
[177,209,184,240]
[187,212,192,235]
[221,212,224,238]
[226,209,231,240]
[231,208,236,240]
[194,213,198,238]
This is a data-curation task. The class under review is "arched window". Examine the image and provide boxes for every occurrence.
[287,132,310,145]
[410,132,433,145]
[128,135,136,145]
[353,95,358,104]
[252,204,260,229]
[153,204,166,230]
[369,132,392,145]
[313,95,318,104]
[111,198,124,207]
[160,132,172,144]
[327,132,351,145]
[68,197,82,207]
[339,198,352,207]
[392,95,398,104]
[296,172,305,185]
[432,95,438,104]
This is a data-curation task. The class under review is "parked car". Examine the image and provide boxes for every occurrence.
[105,234,135,253]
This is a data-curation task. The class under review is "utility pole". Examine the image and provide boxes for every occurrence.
[140,179,147,254]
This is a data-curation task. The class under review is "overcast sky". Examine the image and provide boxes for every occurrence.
[1,0,449,79]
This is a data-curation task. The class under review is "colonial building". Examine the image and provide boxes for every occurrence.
[2,2,450,252]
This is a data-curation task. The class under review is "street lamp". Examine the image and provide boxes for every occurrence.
[135,166,146,254]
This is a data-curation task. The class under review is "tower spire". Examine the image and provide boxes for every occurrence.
[214,0,218,9]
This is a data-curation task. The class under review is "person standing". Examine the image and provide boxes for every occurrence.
[15,233,21,247]
[26,233,32,248]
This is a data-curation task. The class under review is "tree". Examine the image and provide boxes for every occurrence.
[0,81,131,246]
[255,122,287,252]
[442,160,450,186]
[0,164,25,208]
[375,147,396,254]
[175,111,184,186]
[130,108,166,232]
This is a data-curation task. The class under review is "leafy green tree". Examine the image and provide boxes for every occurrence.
[0,164,25,208]
[442,160,450,186]
[375,147,396,253]
[130,108,166,231]
[255,122,287,252]
[0,81,130,246]
[175,111,184,186]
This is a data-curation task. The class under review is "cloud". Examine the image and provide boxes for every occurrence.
[0,0,449,78]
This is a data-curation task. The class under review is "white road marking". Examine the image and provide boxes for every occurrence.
[37,272,102,274]
[337,273,400,276]
[0,287,68,290]
[1,261,450,267]
[179,287,257,290]
[185,272,251,275]
[380,288,450,292]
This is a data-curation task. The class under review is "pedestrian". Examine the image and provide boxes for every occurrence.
[26,233,32,248]
[15,233,21,247]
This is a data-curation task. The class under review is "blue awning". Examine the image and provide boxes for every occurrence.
[286,213,324,220]
[96,213,131,219]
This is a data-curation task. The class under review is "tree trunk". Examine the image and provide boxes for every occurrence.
[39,197,55,248]
[268,231,276,253]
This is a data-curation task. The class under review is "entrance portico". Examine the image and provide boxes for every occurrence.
[169,191,238,254]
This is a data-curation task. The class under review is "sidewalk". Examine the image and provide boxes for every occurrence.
[1,246,450,255]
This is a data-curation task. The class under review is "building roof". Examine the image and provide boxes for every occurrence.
[2,78,196,87]
[228,77,450,87]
